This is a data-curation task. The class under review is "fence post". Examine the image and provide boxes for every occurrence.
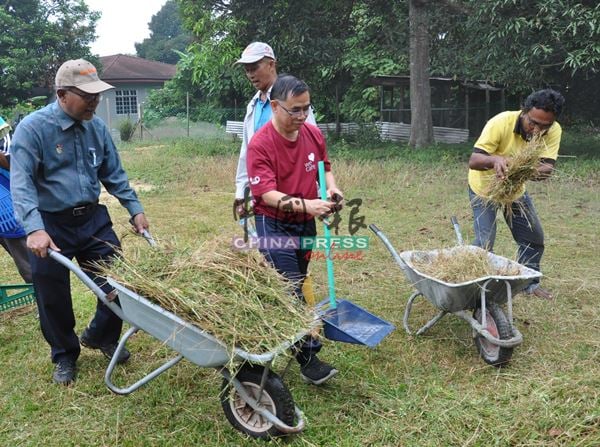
[186,92,190,137]
[335,84,341,136]
[106,97,111,132]
[140,104,144,140]
[465,90,469,131]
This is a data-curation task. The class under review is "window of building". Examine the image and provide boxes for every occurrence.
[115,90,138,115]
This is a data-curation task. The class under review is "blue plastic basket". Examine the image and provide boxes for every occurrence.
[0,170,25,238]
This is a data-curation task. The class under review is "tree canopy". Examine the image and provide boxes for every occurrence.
[135,0,192,65]
[429,0,600,91]
[169,0,600,124]
[0,0,99,106]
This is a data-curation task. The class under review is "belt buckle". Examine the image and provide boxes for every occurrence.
[72,205,86,216]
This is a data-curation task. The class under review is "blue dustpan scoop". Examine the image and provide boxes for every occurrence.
[320,299,395,348]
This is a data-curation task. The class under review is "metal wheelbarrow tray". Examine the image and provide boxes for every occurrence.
[370,223,542,367]
[401,245,540,313]
[49,248,311,439]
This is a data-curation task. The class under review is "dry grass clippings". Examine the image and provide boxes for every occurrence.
[483,135,547,213]
[94,236,315,357]
[409,247,521,284]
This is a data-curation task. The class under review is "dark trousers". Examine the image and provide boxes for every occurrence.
[31,205,122,363]
[1,236,33,283]
[469,187,544,286]
[255,214,321,364]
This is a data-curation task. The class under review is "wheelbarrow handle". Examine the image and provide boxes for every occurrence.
[450,216,464,246]
[368,223,381,233]
[129,215,157,247]
[369,224,407,270]
[140,229,157,247]
[47,228,157,321]
[47,249,126,321]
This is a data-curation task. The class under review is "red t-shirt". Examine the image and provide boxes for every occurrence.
[247,122,331,222]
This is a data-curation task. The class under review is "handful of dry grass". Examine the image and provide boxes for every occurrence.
[410,247,521,284]
[95,237,315,355]
[483,135,546,209]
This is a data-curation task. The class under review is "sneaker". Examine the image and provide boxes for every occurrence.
[80,328,130,364]
[525,285,554,300]
[300,356,339,385]
[53,359,77,385]
[531,287,554,300]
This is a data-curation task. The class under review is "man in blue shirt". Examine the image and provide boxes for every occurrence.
[10,59,150,385]
[232,42,316,217]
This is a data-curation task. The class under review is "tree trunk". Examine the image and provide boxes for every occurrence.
[409,0,433,148]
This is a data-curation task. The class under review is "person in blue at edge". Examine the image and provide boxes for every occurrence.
[0,116,32,283]
[10,59,150,385]
[232,42,316,219]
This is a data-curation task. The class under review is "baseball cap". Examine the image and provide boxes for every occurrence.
[55,59,114,94]
[235,42,276,64]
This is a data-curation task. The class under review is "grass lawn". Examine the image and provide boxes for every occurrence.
[1,130,598,446]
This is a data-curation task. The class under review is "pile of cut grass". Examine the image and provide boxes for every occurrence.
[95,236,315,355]
[484,135,546,208]
[410,246,521,283]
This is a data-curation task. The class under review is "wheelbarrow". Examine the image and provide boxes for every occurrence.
[48,238,313,439]
[369,219,542,366]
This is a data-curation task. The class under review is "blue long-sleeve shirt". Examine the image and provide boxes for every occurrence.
[10,101,143,234]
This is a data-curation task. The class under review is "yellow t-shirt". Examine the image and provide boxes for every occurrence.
[468,110,561,199]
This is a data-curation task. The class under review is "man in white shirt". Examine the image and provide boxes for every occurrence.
[232,42,316,217]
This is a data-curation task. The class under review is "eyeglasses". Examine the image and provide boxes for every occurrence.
[524,112,553,131]
[278,103,311,118]
[66,88,101,103]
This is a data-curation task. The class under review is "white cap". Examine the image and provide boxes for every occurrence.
[55,59,114,94]
[235,42,276,64]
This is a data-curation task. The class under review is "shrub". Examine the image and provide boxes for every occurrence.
[119,118,135,142]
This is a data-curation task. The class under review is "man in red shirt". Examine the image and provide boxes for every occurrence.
[247,74,343,385]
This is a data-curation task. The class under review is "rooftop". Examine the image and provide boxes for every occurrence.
[99,54,177,84]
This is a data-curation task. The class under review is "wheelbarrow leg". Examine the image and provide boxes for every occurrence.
[404,291,447,336]
[104,325,184,395]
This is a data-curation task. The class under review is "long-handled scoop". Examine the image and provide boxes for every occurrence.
[316,161,395,347]
[318,161,337,309]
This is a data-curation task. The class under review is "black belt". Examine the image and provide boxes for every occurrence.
[49,201,98,217]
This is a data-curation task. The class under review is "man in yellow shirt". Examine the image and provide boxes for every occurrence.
[468,89,565,300]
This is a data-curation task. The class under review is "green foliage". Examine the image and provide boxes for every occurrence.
[143,66,235,126]
[170,0,599,124]
[339,1,409,121]
[430,0,600,92]
[134,0,191,65]
[118,118,135,142]
[0,96,48,126]
[176,0,359,120]
[0,0,99,106]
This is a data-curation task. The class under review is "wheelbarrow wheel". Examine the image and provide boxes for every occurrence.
[473,303,513,367]
[220,364,295,439]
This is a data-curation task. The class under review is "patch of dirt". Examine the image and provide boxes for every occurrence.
[100,180,154,204]
[133,145,167,152]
